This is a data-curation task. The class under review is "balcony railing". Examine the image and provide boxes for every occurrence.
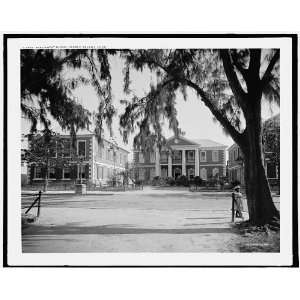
[186,158,195,163]
[172,158,182,164]
[160,158,168,164]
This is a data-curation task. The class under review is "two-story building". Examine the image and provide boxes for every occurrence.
[133,136,227,183]
[27,133,129,187]
[227,143,245,185]
[227,143,279,186]
[227,114,279,187]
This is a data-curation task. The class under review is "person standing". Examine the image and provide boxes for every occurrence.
[232,185,244,220]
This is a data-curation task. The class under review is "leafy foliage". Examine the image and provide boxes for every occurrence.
[21,49,117,141]
[119,49,280,150]
[263,114,280,164]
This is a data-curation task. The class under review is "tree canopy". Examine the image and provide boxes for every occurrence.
[21,49,117,140]
[119,49,279,151]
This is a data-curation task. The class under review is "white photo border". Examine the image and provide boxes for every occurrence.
[3,34,297,267]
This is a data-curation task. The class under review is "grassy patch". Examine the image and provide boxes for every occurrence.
[234,222,280,252]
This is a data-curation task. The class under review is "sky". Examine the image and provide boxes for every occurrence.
[21,54,279,160]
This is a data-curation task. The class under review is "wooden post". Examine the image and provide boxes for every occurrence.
[231,193,235,222]
[37,190,42,217]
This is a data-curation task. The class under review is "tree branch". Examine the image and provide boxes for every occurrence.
[231,50,248,81]
[261,50,280,88]
[181,78,243,144]
[249,49,262,76]
[220,50,247,110]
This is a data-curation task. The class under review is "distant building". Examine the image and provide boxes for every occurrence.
[227,114,280,186]
[27,133,129,187]
[227,143,244,185]
[133,136,227,183]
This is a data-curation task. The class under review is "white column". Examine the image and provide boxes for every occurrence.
[182,150,186,175]
[155,147,161,176]
[195,148,199,176]
[168,152,172,177]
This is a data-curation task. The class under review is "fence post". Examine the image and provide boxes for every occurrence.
[37,190,42,217]
[231,193,235,223]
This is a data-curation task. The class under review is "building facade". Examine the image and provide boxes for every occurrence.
[227,114,280,187]
[133,136,227,183]
[27,134,129,187]
[227,143,245,185]
[227,144,279,186]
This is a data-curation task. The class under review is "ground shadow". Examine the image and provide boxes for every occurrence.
[22,224,236,235]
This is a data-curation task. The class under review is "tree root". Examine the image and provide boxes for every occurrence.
[234,217,280,234]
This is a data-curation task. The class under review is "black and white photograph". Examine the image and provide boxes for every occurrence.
[3,35,297,266]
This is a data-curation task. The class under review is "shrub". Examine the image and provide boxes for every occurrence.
[152,176,161,186]
[193,176,203,187]
[135,179,143,186]
[176,175,189,186]
[166,177,176,186]
[207,178,219,187]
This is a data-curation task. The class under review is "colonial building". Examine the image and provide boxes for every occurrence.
[227,144,279,186]
[27,133,129,187]
[133,136,227,183]
[227,143,245,185]
[227,114,279,187]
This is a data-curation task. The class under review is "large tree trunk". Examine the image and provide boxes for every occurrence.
[240,99,280,225]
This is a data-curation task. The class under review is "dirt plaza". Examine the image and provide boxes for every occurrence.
[22,187,280,253]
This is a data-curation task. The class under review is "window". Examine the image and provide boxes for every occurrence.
[212,150,219,162]
[173,167,182,179]
[77,165,86,179]
[63,167,71,179]
[160,151,168,162]
[266,162,277,178]
[77,140,86,157]
[200,151,206,162]
[139,153,144,163]
[187,151,195,161]
[139,168,145,180]
[34,166,43,179]
[150,168,156,180]
[200,168,207,180]
[97,166,101,179]
[96,165,104,180]
[172,150,181,161]
[234,148,238,160]
[48,167,56,179]
[188,168,195,180]
[50,141,57,158]
[63,140,71,157]
[150,152,155,163]
[212,168,219,177]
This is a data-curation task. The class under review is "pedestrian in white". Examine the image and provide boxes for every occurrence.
[233,185,244,220]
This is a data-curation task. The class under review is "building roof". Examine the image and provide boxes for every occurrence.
[56,132,130,153]
[191,138,227,148]
[227,143,239,151]
[165,136,227,149]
